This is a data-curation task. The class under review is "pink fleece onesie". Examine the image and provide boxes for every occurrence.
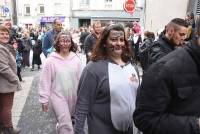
[39,52,81,134]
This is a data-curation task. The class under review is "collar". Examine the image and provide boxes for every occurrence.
[160,34,176,50]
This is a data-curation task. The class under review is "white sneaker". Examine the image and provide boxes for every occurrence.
[56,123,59,134]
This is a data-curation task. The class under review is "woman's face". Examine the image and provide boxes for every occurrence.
[58,35,72,52]
[106,30,125,57]
[0,30,9,45]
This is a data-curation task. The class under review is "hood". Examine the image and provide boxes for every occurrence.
[49,52,78,61]
[158,33,176,50]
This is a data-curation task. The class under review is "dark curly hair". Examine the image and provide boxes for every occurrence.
[90,24,134,62]
[53,32,77,53]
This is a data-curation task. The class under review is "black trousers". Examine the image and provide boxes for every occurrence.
[17,67,22,81]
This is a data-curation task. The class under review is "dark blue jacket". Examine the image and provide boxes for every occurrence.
[42,29,56,57]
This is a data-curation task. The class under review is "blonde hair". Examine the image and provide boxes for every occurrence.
[22,29,30,38]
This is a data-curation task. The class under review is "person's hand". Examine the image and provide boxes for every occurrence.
[42,103,49,112]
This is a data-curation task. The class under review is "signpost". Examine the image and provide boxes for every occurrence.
[123,0,135,15]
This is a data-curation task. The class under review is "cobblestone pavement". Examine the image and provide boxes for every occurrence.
[13,68,57,134]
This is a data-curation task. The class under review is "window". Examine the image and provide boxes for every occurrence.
[80,0,89,6]
[24,4,30,15]
[197,0,200,15]
[105,0,112,8]
[39,5,44,14]
[105,0,112,2]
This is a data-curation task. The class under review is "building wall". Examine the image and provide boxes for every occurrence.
[71,0,145,29]
[187,0,197,14]
[145,0,189,33]
[16,0,71,28]
[15,0,145,29]
[72,0,124,10]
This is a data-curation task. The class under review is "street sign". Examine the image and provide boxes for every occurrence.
[2,6,9,13]
[123,0,135,15]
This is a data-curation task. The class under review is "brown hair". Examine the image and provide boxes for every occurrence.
[0,25,10,33]
[53,32,77,53]
[166,18,189,31]
[90,24,134,62]
[92,20,101,28]
[144,31,155,40]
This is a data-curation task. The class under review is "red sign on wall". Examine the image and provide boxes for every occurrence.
[123,0,135,15]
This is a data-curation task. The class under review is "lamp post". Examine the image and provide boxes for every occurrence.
[11,0,17,25]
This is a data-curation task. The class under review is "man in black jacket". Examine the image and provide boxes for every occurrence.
[133,17,200,134]
[149,18,188,64]
[84,21,102,63]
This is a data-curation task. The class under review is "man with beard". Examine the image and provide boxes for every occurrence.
[42,18,62,57]
[84,21,102,63]
[149,18,188,64]
[133,16,200,134]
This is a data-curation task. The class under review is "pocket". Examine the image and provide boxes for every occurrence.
[177,87,193,99]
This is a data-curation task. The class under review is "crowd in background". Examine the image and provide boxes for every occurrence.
[0,11,199,134]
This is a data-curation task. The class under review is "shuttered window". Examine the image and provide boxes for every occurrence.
[197,0,200,15]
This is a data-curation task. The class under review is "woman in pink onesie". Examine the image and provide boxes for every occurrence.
[39,32,81,134]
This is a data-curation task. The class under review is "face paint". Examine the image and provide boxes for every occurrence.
[106,30,125,55]
[107,44,126,52]
[58,35,71,50]
[111,31,124,38]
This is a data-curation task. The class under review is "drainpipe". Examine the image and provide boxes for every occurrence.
[11,0,17,25]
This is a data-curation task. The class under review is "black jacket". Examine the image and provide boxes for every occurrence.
[149,34,175,64]
[133,40,200,134]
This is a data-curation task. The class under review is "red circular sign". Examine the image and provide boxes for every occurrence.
[123,0,135,15]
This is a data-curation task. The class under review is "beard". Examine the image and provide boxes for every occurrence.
[169,38,180,46]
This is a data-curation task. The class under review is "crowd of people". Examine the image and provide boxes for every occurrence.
[0,11,200,134]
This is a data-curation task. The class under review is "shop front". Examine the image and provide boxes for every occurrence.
[40,16,65,27]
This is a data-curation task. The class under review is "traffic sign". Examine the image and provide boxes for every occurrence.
[123,0,135,15]
[2,6,9,13]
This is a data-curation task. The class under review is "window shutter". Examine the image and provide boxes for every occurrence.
[197,0,200,15]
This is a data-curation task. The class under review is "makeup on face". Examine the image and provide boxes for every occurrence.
[110,31,124,38]
[106,30,125,52]
[58,35,72,49]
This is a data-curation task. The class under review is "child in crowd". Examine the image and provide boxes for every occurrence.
[12,38,24,82]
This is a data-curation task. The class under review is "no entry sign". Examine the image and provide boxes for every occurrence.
[123,0,135,15]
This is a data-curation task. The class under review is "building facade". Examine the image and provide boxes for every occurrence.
[16,0,71,28]
[15,0,145,29]
[70,0,145,29]
[187,0,200,15]
[144,0,190,33]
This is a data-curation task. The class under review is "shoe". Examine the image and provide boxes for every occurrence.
[3,127,21,134]
[20,80,25,83]
[56,123,59,134]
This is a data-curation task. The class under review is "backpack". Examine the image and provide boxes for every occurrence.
[138,38,155,71]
